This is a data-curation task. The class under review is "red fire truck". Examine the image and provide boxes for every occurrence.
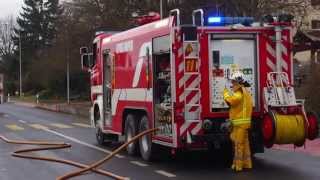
[80,9,318,161]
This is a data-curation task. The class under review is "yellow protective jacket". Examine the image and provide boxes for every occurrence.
[223,86,253,126]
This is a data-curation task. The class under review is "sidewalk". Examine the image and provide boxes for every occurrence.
[273,139,320,157]
[11,99,91,118]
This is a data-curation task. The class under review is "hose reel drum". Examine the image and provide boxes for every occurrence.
[262,72,319,148]
[262,108,319,148]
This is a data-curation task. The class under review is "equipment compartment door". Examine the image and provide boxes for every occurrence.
[152,35,173,137]
[210,34,258,111]
[103,50,112,126]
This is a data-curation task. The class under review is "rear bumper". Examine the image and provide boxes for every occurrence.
[179,118,264,153]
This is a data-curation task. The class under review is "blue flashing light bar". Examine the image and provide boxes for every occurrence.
[208,17,222,23]
[207,16,254,26]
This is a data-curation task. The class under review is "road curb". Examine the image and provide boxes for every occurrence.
[11,101,90,118]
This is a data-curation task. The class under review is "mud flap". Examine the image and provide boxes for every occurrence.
[250,119,264,153]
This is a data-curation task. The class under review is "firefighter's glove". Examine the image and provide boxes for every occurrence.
[221,120,232,133]
[223,88,231,106]
[223,88,229,96]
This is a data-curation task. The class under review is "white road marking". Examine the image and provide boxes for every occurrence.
[130,161,149,167]
[18,120,27,124]
[155,170,176,178]
[72,123,91,128]
[29,124,49,130]
[49,123,73,129]
[43,128,125,159]
[3,114,9,118]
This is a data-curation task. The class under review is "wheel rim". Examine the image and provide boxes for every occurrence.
[96,120,103,142]
[141,121,149,153]
[96,128,101,141]
[141,134,149,153]
[127,127,134,150]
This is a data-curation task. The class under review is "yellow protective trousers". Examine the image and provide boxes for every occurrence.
[230,124,252,171]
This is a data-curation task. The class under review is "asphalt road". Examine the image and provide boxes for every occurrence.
[0,103,319,180]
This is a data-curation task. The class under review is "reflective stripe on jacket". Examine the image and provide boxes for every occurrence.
[223,86,253,126]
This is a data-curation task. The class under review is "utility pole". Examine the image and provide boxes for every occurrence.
[66,33,70,104]
[19,31,22,97]
[67,55,70,104]
[160,0,163,19]
[65,11,71,104]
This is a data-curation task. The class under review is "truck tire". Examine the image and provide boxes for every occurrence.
[94,108,106,145]
[139,115,157,161]
[96,117,111,145]
[125,114,139,155]
[94,108,112,146]
[96,122,105,145]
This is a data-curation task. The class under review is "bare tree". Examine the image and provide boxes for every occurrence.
[0,16,15,58]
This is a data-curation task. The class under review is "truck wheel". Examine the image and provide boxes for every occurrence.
[139,115,157,161]
[96,120,108,145]
[125,114,139,155]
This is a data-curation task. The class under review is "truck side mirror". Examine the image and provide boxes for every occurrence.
[80,47,88,55]
[81,53,93,71]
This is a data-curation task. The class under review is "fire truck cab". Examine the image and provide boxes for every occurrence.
[80,9,317,161]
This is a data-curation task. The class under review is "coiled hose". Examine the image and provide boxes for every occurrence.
[274,114,306,145]
[0,128,158,180]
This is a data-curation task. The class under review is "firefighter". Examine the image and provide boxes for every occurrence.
[223,71,253,172]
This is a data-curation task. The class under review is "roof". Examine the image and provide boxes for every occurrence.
[302,30,320,42]
[294,30,320,52]
[295,30,320,43]
[102,17,173,45]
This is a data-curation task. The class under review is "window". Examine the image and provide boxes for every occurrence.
[311,0,320,6]
[311,20,320,29]
[92,43,98,66]
[103,51,112,111]
[103,52,111,83]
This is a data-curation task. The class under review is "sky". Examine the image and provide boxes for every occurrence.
[0,0,23,19]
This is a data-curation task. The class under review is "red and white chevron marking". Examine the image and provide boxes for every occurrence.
[174,30,202,136]
[266,32,290,73]
[179,121,203,136]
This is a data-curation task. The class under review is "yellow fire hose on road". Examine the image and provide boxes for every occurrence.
[0,128,158,180]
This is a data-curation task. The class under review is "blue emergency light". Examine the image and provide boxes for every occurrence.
[207,16,254,26]
[208,17,222,23]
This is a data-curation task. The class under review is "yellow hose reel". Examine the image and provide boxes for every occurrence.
[262,107,319,148]
[262,72,319,148]
[273,113,305,145]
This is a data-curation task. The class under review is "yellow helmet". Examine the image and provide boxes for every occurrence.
[230,71,245,83]
[230,71,251,87]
